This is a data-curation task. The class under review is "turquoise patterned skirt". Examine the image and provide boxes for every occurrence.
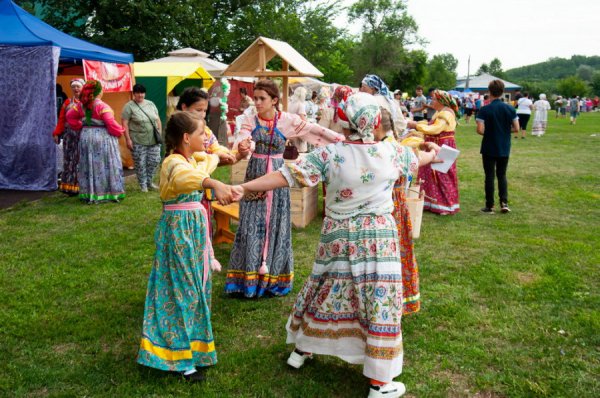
[137,192,217,372]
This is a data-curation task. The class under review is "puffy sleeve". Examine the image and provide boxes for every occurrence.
[204,126,230,155]
[393,143,418,178]
[278,112,345,147]
[53,98,71,136]
[96,101,125,137]
[159,153,220,200]
[415,110,455,136]
[279,145,331,188]
[65,102,83,131]
[232,114,255,149]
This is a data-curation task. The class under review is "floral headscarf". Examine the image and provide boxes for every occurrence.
[432,89,459,114]
[81,80,103,107]
[332,85,353,123]
[336,92,381,143]
[361,74,398,119]
[81,80,103,125]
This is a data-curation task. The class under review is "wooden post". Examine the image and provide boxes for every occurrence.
[258,42,266,73]
[282,60,289,112]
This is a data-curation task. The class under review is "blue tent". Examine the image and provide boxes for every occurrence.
[0,0,133,63]
[0,0,133,191]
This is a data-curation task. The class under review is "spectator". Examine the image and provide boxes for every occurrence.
[476,79,519,214]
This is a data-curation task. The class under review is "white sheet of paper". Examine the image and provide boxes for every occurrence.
[430,144,460,173]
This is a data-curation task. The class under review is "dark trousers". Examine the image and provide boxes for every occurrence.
[482,155,509,208]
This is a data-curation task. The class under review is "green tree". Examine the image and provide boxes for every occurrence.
[477,63,489,75]
[25,0,349,83]
[576,65,594,82]
[389,49,427,92]
[424,53,458,90]
[590,71,600,96]
[348,0,420,85]
[557,76,590,98]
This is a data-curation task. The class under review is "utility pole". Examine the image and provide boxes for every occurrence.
[465,55,471,90]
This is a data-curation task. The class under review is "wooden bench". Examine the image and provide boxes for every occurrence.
[211,202,239,244]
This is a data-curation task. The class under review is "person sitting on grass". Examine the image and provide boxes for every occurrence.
[230,92,440,398]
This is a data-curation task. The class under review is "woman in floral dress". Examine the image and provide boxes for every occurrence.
[231,93,439,398]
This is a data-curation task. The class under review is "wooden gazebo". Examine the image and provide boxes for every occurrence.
[222,36,323,111]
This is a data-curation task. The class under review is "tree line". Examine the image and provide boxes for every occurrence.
[16,0,459,92]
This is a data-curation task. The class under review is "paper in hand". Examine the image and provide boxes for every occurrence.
[431,144,460,173]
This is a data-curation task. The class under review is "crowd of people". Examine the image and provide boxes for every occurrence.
[50,72,590,397]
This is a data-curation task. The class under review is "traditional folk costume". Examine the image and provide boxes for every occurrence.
[137,152,221,372]
[66,81,125,203]
[382,135,420,315]
[414,91,460,215]
[53,78,85,194]
[284,93,418,383]
[226,112,344,297]
[532,95,551,137]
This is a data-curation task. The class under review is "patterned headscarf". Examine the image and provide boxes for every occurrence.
[336,92,381,143]
[361,74,392,100]
[70,78,85,88]
[81,80,103,125]
[432,89,459,114]
[332,85,353,123]
[81,80,103,107]
[361,74,398,119]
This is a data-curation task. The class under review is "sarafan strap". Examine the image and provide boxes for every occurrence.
[254,113,286,141]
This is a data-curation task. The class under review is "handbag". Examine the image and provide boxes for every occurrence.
[134,101,162,144]
[283,140,299,160]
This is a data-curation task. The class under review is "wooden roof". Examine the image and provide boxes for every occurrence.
[222,36,323,78]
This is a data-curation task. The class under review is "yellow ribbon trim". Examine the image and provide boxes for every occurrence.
[140,337,215,361]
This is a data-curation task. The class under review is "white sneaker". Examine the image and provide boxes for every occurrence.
[368,381,406,398]
[286,350,312,369]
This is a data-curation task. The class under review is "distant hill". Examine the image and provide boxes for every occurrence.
[505,55,600,81]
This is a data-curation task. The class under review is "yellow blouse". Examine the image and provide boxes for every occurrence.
[415,110,457,136]
[159,153,219,201]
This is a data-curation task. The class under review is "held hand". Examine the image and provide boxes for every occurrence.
[213,181,233,205]
[53,135,60,144]
[231,185,245,202]
[237,138,252,156]
[217,152,236,165]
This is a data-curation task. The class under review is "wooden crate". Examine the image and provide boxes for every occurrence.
[229,156,318,228]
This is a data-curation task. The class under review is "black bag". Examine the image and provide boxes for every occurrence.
[135,101,162,144]
[283,140,299,160]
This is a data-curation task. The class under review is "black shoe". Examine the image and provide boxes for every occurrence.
[480,207,495,214]
[182,370,206,382]
[500,203,511,213]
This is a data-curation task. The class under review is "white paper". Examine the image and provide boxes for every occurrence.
[430,144,459,173]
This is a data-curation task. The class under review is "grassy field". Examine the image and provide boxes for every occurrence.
[0,112,598,397]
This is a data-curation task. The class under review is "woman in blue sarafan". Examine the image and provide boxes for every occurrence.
[225,79,344,297]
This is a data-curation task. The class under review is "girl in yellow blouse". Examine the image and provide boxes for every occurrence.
[407,90,460,215]
[137,112,234,382]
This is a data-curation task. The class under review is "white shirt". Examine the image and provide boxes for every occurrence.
[517,97,533,115]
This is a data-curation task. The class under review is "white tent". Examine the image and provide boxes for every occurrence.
[150,47,229,78]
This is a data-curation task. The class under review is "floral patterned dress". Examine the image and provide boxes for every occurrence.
[137,153,220,372]
[415,110,460,214]
[279,140,418,383]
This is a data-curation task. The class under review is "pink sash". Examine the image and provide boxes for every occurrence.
[163,201,220,288]
[251,152,284,273]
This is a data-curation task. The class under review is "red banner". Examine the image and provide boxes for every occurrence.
[83,60,132,93]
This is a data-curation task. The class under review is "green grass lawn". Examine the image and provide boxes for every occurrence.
[1,112,598,398]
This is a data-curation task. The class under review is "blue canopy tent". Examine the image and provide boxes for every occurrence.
[0,0,133,190]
